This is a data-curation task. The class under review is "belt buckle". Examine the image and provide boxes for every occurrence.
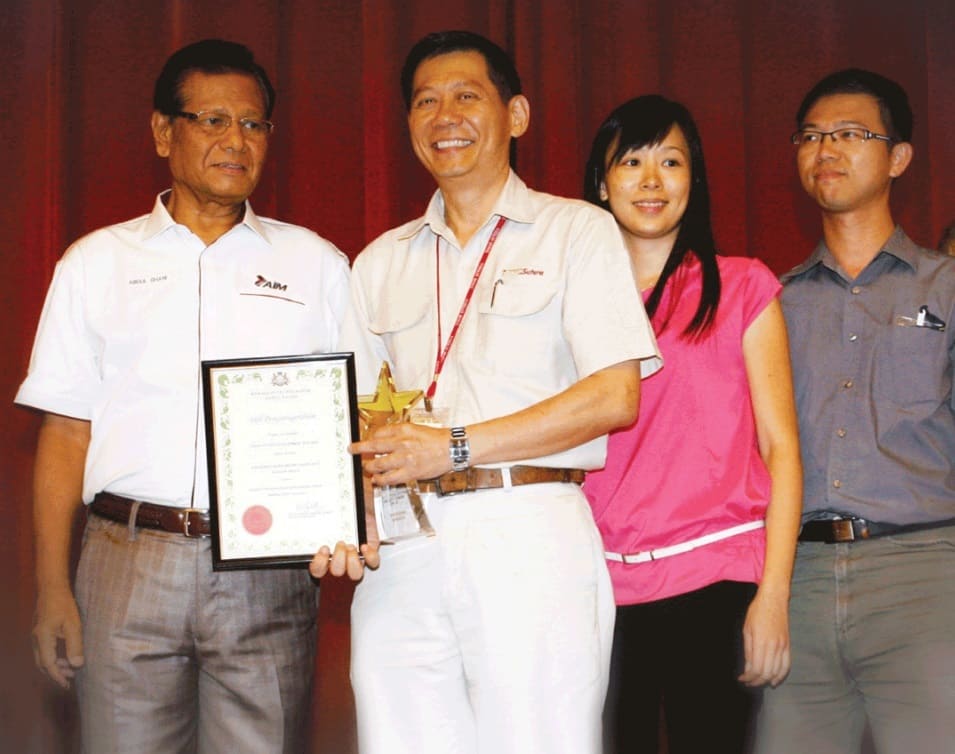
[181,508,205,538]
[434,471,469,497]
[829,519,856,543]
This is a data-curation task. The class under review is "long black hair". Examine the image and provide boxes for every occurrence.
[584,95,720,337]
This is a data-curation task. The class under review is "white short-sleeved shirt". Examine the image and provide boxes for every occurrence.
[345,171,662,470]
[16,193,351,508]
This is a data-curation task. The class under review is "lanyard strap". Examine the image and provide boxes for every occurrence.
[426,216,507,405]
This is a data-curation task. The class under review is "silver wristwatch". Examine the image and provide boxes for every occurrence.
[449,426,470,471]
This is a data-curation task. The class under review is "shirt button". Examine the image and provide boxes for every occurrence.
[837,428,847,437]
[833,479,842,489]
[849,333,858,342]
[843,379,854,389]
[851,286,862,294]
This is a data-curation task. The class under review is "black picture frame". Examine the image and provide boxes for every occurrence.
[201,352,366,570]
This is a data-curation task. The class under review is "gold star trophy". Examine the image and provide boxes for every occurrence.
[357,362,436,542]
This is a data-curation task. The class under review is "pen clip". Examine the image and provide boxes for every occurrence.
[899,306,946,331]
[917,305,946,332]
[490,278,503,308]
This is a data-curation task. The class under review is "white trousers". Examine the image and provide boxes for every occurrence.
[350,482,615,754]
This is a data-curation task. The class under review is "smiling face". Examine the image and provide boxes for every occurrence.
[407,50,528,191]
[796,92,910,216]
[600,125,691,250]
[152,71,269,213]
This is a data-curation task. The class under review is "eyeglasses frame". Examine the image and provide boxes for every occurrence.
[790,127,894,147]
[172,110,274,137]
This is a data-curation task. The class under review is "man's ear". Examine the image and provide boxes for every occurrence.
[508,95,530,138]
[888,141,913,179]
[599,181,609,202]
[151,111,172,158]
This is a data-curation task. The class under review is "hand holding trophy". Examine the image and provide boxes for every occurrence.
[357,363,437,542]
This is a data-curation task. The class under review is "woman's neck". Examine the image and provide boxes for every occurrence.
[625,234,675,292]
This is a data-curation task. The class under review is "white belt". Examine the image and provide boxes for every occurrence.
[605,520,765,564]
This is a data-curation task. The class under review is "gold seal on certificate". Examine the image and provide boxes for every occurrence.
[202,353,366,570]
[358,363,437,543]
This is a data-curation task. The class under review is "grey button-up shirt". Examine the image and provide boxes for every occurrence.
[782,226,955,524]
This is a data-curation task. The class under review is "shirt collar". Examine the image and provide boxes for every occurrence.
[781,225,918,283]
[141,190,271,245]
[397,170,538,243]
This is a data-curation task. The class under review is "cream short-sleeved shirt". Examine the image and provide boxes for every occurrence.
[345,171,661,470]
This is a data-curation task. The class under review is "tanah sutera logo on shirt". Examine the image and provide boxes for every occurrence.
[255,274,287,291]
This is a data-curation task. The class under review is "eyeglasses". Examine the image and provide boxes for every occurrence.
[173,110,274,139]
[790,128,893,147]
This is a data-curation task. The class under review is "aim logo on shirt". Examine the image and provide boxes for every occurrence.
[255,274,287,291]
[244,274,304,306]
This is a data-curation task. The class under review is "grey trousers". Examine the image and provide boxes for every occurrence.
[74,513,318,754]
[755,524,955,754]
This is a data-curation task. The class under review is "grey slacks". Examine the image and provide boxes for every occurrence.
[74,513,318,754]
[755,524,955,754]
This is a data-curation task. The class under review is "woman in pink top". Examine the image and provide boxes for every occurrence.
[583,96,802,753]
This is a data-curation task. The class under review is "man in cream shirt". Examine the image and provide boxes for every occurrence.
[312,30,661,754]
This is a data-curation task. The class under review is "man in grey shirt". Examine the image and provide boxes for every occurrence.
[756,69,955,753]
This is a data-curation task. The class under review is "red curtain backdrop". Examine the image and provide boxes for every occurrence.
[2,1,951,750]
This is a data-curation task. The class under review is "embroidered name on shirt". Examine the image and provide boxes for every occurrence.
[504,267,544,276]
[255,274,288,291]
[129,275,168,285]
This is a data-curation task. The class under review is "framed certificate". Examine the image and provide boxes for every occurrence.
[202,353,366,570]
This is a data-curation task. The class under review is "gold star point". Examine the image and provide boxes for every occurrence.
[357,362,423,431]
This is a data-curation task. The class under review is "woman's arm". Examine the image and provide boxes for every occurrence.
[737,298,802,687]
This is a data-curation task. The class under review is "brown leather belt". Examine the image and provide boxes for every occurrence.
[417,465,585,497]
[90,492,211,538]
[799,516,955,543]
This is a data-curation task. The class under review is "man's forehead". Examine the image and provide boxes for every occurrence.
[179,70,266,108]
[412,50,493,90]
[802,92,881,126]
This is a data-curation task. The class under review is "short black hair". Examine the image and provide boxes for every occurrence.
[400,30,521,110]
[796,68,912,143]
[153,39,275,118]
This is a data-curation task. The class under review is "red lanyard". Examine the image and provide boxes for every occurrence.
[426,215,507,406]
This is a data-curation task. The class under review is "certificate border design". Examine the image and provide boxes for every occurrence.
[201,352,366,570]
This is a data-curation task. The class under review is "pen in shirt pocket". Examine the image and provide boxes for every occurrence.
[895,304,946,331]
[490,278,504,308]
[489,267,546,308]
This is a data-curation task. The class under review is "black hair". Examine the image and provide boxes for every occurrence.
[796,68,912,143]
[939,221,955,254]
[153,39,275,118]
[400,30,521,110]
[584,95,720,337]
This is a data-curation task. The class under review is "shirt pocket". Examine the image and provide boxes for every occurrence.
[474,276,562,378]
[368,293,432,378]
[871,320,950,408]
[233,293,328,355]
